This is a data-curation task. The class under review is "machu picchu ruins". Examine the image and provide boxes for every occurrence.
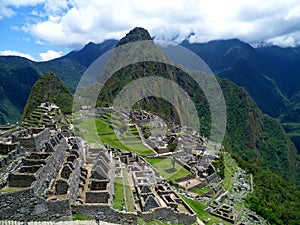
[0,104,267,224]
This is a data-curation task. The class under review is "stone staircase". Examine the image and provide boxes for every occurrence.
[0,221,119,225]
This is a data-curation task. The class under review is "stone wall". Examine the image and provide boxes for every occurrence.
[85,191,109,203]
[72,204,137,224]
[67,155,83,202]
[138,207,197,225]
[12,128,50,150]
[32,138,68,196]
[0,145,24,169]
[0,188,72,221]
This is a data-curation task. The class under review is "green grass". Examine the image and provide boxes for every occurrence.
[75,118,101,145]
[144,157,191,183]
[123,168,135,212]
[73,214,93,220]
[0,187,21,193]
[76,118,154,155]
[223,152,238,191]
[180,195,231,225]
[190,186,210,196]
[138,217,185,225]
[113,178,125,211]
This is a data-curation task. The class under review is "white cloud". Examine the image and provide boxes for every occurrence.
[266,32,300,47]
[0,50,35,61]
[4,0,300,47]
[0,4,14,20]
[0,0,45,20]
[39,50,63,61]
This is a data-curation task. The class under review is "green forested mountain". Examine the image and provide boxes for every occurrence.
[181,39,288,118]
[182,40,300,153]
[22,72,73,121]
[0,56,40,124]
[0,40,117,124]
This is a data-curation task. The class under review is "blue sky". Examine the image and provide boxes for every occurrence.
[1,0,300,61]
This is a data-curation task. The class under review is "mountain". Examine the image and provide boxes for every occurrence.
[0,56,40,124]
[182,39,300,153]
[0,40,117,124]
[22,72,73,121]
[90,27,299,224]
[181,39,288,118]
[117,27,152,46]
[62,39,118,67]
[256,45,300,98]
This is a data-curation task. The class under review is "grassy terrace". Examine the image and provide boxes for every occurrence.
[123,168,135,212]
[190,186,210,196]
[180,195,231,225]
[138,218,186,224]
[76,117,154,155]
[113,178,125,211]
[223,152,238,191]
[73,214,93,220]
[144,157,191,184]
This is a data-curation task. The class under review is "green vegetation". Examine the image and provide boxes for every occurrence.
[0,187,21,193]
[72,214,93,220]
[212,152,225,179]
[223,152,238,191]
[76,117,154,155]
[141,125,150,139]
[122,168,135,212]
[137,217,185,225]
[180,195,231,225]
[113,178,125,211]
[190,187,210,196]
[282,122,300,152]
[232,154,300,225]
[144,157,191,183]
[22,104,68,128]
[22,72,73,121]
[74,118,101,146]
[167,143,177,152]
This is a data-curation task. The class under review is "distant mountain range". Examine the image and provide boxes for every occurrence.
[1,35,300,150]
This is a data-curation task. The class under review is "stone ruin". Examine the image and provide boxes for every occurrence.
[112,149,196,224]
[0,126,87,221]
[85,154,112,204]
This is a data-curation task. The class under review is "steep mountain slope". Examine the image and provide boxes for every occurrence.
[0,40,117,124]
[62,39,118,67]
[22,72,73,121]
[0,56,40,123]
[182,39,300,154]
[256,46,300,97]
[181,40,288,117]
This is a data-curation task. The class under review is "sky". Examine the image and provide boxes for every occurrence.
[1,0,300,61]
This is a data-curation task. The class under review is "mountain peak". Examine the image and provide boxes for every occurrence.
[117,27,152,47]
[21,72,73,122]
